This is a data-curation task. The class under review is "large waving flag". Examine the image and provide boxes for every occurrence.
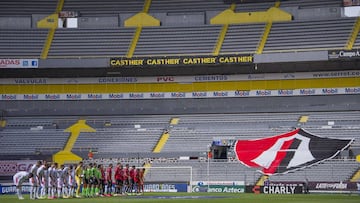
[235,128,353,175]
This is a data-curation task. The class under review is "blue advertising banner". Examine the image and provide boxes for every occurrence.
[144,183,187,192]
[0,184,31,195]
[1,183,188,194]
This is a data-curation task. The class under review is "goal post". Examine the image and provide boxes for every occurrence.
[142,166,193,193]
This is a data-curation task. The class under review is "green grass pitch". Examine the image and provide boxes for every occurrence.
[0,193,359,203]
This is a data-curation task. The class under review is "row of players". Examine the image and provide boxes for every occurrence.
[13,160,145,200]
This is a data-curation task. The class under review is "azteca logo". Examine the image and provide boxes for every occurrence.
[235,129,353,175]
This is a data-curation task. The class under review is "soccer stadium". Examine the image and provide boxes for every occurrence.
[0,0,360,202]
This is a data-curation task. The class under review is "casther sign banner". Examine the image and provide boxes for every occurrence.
[192,181,245,193]
[246,184,303,194]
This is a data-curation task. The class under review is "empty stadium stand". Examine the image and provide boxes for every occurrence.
[0,0,359,188]
[0,29,47,57]
[74,129,162,154]
[221,23,265,54]
[0,130,68,155]
[1,18,356,57]
[59,0,343,15]
[263,18,356,52]
[280,0,342,8]
[0,0,57,16]
[0,110,359,184]
[1,111,358,155]
[0,0,355,59]
[150,0,230,13]
[48,28,135,57]
[270,159,359,182]
[62,0,144,16]
[134,25,221,56]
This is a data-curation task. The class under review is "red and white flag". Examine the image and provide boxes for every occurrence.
[235,128,353,175]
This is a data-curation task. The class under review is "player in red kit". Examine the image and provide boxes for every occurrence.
[129,166,136,194]
[139,168,145,193]
[137,168,145,194]
[114,163,124,196]
[134,168,140,194]
[105,163,113,196]
[123,164,130,194]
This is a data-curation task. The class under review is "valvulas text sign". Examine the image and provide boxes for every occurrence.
[110,54,253,68]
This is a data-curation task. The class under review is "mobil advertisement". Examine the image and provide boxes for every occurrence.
[1,87,360,101]
[192,181,245,193]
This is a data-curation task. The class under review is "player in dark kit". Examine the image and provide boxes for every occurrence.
[137,168,145,194]
[129,165,136,194]
[114,163,124,196]
[106,163,113,196]
[123,164,130,193]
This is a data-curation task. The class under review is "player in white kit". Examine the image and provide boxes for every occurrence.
[42,162,51,199]
[68,165,76,198]
[48,162,58,199]
[37,162,49,199]
[58,165,70,198]
[13,171,33,200]
[29,160,42,199]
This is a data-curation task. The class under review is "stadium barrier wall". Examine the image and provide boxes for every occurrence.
[163,12,205,26]
[78,16,119,28]
[0,17,31,28]
[1,95,359,116]
[2,182,358,195]
[25,51,331,67]
[31,14,51,28]
[0,183,188,195]
[296,7,341,20]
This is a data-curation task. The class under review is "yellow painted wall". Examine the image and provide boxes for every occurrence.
[0,78,359,94]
